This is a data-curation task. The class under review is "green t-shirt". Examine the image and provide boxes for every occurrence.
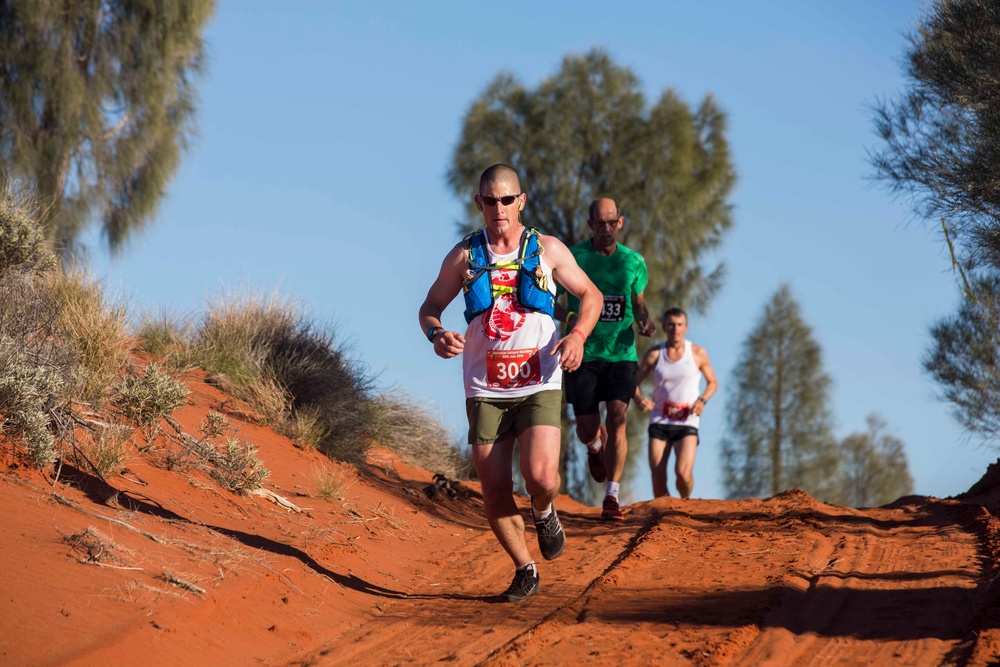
[562,241,649,363]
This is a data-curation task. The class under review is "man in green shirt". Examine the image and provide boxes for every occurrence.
[561,198,656,520]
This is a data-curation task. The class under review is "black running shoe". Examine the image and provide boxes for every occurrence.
[501,564,539,602]
[533,503,566,561]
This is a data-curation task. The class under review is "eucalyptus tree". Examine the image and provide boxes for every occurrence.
[0,1,214,256]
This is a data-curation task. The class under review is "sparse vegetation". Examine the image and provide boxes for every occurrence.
[211,437,269,494]
[45,267,132,403]
[315,465,353,500]
[0,185,461,491]
[115,364,190,437]
[189,290,381,462]
[371,391,471,479]
[137,311,195,369]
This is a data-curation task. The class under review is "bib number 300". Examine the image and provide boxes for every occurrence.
[486,348,542,389]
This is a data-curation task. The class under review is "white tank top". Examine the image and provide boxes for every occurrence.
[462,237,561,399]
[650,340,702,428]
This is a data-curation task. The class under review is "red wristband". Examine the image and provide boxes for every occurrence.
[571,328,587,343]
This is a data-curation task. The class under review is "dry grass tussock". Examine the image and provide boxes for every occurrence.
[44,266,132,403]
[372,391,471,479]
[190,289,381,463]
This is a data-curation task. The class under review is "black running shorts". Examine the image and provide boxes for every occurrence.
[648,423,699,446]
[565,360,639,416]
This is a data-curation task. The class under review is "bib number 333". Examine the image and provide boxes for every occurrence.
[486,348,542,388]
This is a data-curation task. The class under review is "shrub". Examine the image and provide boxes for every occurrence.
[211,437,269,494]
[0,184,56,278]
[115,364,189,435]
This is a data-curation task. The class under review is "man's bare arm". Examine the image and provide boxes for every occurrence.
[418,242,467,359]
[632,290,656,337]
[691,345,718,416]
[543,235,602,372]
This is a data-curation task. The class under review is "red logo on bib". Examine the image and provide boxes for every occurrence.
[662,401,692,421]
[483,268,526,342]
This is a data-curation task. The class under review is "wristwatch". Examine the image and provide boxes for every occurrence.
[426,326,444,343]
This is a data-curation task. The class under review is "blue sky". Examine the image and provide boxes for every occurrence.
[87,0,996,503]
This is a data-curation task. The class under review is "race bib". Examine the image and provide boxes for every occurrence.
[662,401,692,421]
[600,295,626,322]
[486,348,542,389]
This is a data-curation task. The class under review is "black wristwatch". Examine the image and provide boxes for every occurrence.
[426,326,444,343]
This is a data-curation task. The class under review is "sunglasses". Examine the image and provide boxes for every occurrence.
[478,193,522,207]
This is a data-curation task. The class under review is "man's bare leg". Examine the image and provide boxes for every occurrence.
[648,436,670,498]
[472,436,532,566]
[604,400,629,483]
[673,436,698,499]
[518,424,562,513]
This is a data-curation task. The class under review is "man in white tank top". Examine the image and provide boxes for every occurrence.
[418,164,602,602]
[634,307,718,499]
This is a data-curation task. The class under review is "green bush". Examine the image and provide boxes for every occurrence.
[115,364,189,434]
[211,437,269,494]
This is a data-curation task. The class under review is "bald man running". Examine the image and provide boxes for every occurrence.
[559,198,655,521]
[419,164,601,602]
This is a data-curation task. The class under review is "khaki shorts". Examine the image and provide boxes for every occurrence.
[466,390,563,445]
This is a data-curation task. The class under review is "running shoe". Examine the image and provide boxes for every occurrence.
[533,503,566,561]
[501,564,540,603]
[601,495,624,521]
[587,425,608,483]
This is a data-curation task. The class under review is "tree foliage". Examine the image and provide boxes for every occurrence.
[924,271,1000,442]
[0,0,214,256]
[448,48,736,314]
[870,0,1000,271]
[449,49,736,502]
[839,413,914,507]
[721,285,841,502]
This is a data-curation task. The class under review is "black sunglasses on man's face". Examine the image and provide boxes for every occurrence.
[478,193,522,207]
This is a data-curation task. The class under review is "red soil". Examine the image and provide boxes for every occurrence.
[3,369,1000,666]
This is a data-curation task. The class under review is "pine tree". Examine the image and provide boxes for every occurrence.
[721,285,841,502]
[0,1,215,256]
[840,413,914,507]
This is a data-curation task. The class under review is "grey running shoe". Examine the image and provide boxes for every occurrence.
[533,503,566,560]
[501,564,540,602]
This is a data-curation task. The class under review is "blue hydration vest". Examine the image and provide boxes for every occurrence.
[462,227,556,324]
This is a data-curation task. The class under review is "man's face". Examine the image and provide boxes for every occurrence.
[587,199,623,249]
[476,177,523,236]
[664,314,688,344]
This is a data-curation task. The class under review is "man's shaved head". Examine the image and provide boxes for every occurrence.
[479,164,521,193]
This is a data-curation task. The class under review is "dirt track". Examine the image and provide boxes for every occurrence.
[2,370,1000,666]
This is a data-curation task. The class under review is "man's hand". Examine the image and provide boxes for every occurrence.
[636,396,654,412]
[636,317,656,337]
[552,332,584,372]
[433,331,465,359]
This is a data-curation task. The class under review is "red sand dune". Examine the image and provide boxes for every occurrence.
[3,368,1000,666]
